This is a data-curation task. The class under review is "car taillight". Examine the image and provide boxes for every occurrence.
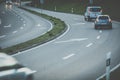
[109,19,112,22]
[96,19,99,22]
[88,9,91,15]
[100,10,102,13]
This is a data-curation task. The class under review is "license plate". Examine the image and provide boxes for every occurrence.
[101,23,107,25]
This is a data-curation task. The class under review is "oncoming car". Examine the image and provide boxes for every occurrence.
[94,15,112,29]
[84,6,102,21]
[5,0,12,9]
[0,52,34,80]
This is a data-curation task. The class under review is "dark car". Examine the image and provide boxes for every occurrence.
[94,15,112,29]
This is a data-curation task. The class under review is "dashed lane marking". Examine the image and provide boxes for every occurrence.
[63,54,75,60]
[99,30,102,33]
[86,43,93,47]
[0,35,6,39]
[97,35,101,39]
[36,24,41,27]
[20,27,24,29]
[12,31,18,34]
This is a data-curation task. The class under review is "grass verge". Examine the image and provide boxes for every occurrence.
[0,7,67,55]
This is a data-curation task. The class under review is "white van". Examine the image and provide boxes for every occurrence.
[84,6,102,21]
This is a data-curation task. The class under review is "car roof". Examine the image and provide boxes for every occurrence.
[0,53,18,68]
[98,15,110,17]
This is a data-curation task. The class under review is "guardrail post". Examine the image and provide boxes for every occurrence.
[106,52,111,80]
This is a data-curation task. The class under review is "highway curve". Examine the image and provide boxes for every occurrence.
[13,3,120,80]
[0,3,52,48]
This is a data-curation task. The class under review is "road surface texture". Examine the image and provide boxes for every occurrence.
[0,3,52,48]
[13,2,120,80]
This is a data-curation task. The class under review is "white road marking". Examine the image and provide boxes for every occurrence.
[21,18,23,21]
[23,24,26,26]
[20,27,24,29]
[63,54,75,60]
[73,23,85,25]
[13,31,18,34]
[12,24,70,57]
[0,35,6,39]
[86,43,93,47]
[56,24,70,40]
[36,24,41,27]
[99,30,102,33]
[96,52,119,80]
[97,35,101,39]
[55,38,88,43]
[4,24,11,28]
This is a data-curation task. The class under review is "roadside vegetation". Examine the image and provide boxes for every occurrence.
[30,0,119,21]
[0,7,67,55]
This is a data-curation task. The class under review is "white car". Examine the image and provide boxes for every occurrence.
[84,6,102,21]
[0,52,34,80]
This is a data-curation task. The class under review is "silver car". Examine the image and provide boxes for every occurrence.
[0,53,34,80]
[84,6,102,21]
[94,15,112,29]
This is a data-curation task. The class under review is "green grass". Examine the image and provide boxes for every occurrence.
[0,7,67,55]
[33,2,86,15]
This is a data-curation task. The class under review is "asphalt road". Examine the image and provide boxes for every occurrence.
[0,3,52,48]
[13,2,120,80]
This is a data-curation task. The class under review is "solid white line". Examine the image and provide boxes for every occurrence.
[0,35,6,39]
[12,24,70,57]
[63,54,75,60]
[55,38,88,43]
[97,35,101,39]
[56,24,70,40]
[86,43,93,47]
[13,31,18,34]
[96,52,120,80]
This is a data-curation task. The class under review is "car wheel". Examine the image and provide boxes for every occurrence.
[110,26,112,29]
[95,26,98,29]
[84,17,87,21]
[87,17,91,21]
[26,75,33,80]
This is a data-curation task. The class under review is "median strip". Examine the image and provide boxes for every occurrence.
[0,7,67,55]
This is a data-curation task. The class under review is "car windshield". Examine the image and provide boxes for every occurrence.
[99,16,109,20]
[0,64,23,71]
[90,8,101,12]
